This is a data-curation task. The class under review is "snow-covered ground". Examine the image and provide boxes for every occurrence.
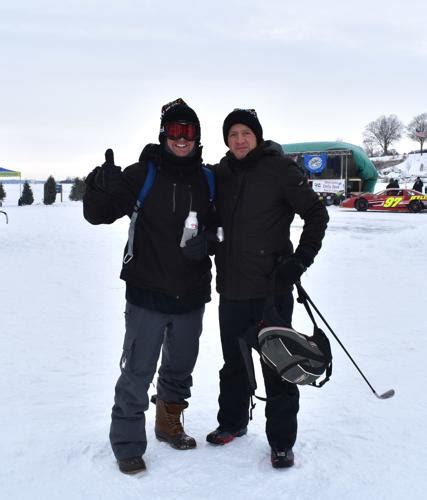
[378,152,427,184]
[1,184,427,500]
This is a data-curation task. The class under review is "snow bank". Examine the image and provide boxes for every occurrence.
[1,185,427,500]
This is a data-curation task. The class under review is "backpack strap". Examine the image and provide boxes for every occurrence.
[202,165,215,202]
[123,161,157,264]
[137,160,157,205]
[123,162,213,265]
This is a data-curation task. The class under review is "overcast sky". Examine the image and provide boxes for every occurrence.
[2,0,426,179]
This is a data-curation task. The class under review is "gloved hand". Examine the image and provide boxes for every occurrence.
[276,256,307,286]
[182,232,216,261]
[86,149,122,193]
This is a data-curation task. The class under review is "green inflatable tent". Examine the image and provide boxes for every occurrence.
[282,141,378,193]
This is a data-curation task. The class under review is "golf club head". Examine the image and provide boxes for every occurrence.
[376,389,395,399]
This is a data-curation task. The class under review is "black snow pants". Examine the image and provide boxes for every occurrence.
[109,302,204,460]
[216,293,300,449]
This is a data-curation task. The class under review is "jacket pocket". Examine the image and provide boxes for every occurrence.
[240,245,279,283]
[244,241,289,260]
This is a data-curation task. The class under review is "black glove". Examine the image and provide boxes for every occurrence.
[276,256,307,286]
[87,149,122,193]
[182,232,215,261]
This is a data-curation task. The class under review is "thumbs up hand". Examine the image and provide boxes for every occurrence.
[91,148,122,193]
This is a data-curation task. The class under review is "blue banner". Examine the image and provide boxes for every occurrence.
[303,153,328,174]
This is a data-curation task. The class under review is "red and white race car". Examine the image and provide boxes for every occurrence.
[341,188,427,213]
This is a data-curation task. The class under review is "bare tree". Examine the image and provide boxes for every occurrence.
[362,137,380,157]
[363,115,403,156]
[407,112,427,155]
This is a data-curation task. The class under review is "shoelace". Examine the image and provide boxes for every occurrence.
[166,411,185,434]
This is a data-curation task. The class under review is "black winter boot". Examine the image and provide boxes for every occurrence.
[271,447,294,468]
[206,427,247,445]
[117,456,146,474]
[155,399,196,450]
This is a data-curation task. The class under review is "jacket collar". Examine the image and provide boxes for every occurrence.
[224,140,283,170]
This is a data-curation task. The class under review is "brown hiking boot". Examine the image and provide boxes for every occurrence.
[155,399,196,450]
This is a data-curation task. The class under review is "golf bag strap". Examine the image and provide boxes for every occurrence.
[237,335,258,395]
[312,364,332,387]
[238,329,290,406]
[237,336,260,417]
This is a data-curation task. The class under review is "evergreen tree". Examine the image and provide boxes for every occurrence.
[0,182,6,203]
[19,181,34,206]
[43,175,57,205]
[69,177,86,201]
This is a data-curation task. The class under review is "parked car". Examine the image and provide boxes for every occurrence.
[340,188,427,213]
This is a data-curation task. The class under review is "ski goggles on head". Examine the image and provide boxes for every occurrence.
[164,121,198,141]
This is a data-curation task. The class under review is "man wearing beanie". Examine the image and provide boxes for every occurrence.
[83,98,215,474]
[206,108,329,469]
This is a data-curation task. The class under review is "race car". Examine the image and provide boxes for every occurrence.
[340,188,427,213]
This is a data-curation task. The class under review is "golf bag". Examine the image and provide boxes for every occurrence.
[239,282,332,398]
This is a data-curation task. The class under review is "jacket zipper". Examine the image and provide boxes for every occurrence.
[172,183,176,213]
[227,171,246,295]
[188,184,193,212]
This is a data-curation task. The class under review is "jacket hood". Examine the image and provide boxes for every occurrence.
[139,143,161,163]
[262,140,285,156]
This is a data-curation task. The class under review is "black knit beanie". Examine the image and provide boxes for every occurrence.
[159,98,201,143]
[222,108,263,146]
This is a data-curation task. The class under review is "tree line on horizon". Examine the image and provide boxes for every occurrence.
[363,112,427,157]
[0,176,86,206]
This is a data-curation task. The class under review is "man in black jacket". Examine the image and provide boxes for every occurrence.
[206,108,329,469]
[83,98,215,474]
[413,176,423,193]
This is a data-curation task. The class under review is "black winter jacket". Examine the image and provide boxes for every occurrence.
[413,179,423,192]
[213,141,329,300]
[83,144,214,313]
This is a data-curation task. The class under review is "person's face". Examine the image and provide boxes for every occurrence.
[166,137,196,157]
[165,121,197,157]
[227,124,257,160]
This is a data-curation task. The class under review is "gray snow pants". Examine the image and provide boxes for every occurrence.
[109,301,204,460]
